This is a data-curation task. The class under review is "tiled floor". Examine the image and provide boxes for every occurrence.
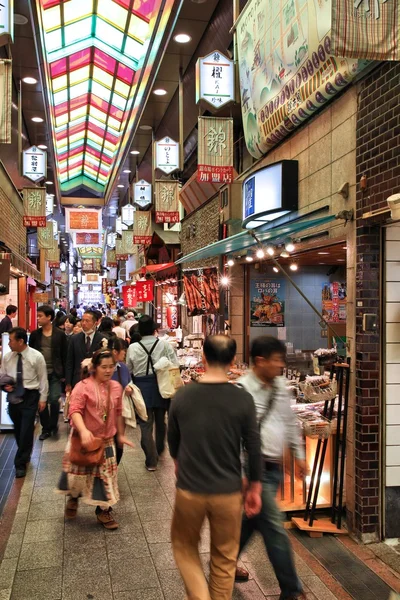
[0,423,398,600]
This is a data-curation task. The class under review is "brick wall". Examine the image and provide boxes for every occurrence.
[0,164,26,255]
[354,62,400,542]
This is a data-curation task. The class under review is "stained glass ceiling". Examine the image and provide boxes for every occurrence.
[36,0,175,196]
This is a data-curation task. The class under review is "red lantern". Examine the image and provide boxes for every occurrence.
[166,305,178,329]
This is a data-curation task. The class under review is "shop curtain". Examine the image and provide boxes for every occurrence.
[23,187,47,227]
[133,211,152,245]
[197,117,233,184]
[155,180,180,224]
[331,0,399,61]
[183,267,219,316]
[0,59,12,144]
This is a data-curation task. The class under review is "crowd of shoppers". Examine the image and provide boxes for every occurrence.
[0,301,306,599]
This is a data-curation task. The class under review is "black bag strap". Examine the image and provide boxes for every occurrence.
[236,381,278,431]
[138,339,159,376]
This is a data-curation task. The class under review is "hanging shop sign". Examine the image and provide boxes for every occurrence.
[331,0,399,61]
[196,51,235,109]
[242,161,298,229]
[155,137,179,175]
[77,246,102,259]
[136,280,154,303]
[46,194,54,216]
[134,179,152,209]
[33,292,49,304]
[51,219,58,239]
[0,1,13,42]
[183,267,219,317]
[106,249,117,267]
[22,187,47,227]
[22,145,47,183]
[133,210,152,245]
[197,116,233,184]
[81,258,101,273]
[0,255,10,295]
[250,278,285,327]
[166,305,178,329]
[102,279,116,295]
[122,230,136,256]
[236,0,361,159]
[46,241,60,268]
[74,232,101,246]
[155,180,180,224]
[115,239,129,261]
[86,274,99,283]
[65,207,101,233]
[0,59,11,144]
[37,220,55,249]
[122,285,137,307]
[107,232,116,248]
[121,203,135,227]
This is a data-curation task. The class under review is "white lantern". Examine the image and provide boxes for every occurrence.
[121,203,135,226]
[46,194,54,216]
[115,216,127,235]
[107,232,117,247]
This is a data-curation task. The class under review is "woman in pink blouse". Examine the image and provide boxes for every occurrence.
[57,349,133,529]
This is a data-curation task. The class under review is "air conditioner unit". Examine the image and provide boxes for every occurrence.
[219,182,242,224]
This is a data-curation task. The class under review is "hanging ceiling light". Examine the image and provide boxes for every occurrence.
[227,258,235,267]
[273,266,279,273]
[285,241,295,253]
[280,250,290,258]
[153,88,167,96]
[22,76,37,84]
[266,245,275,256]
[289,263,298,271]
[173,33,191,43]
[256,248,265,259]
[130,150,140,155]
[245,251,253,262]
[220,276,230,286]
[32,116,44,122]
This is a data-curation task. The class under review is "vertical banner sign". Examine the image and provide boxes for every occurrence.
[106,249,117,267]
[122,285,137,307]
[0,254,11,295]
[236,0,361,159]
[134,179,152,209]
[250,278,285,327]
[121,230,136,256]
[102,279,116,295]
[46,240,60,268]
[155,137,179,174]
[65,207,102,233]
[0,59,12,144]
[0,1,13,42]
[136,280,154,303]
[197,117,234,184]
[22,146,47,182]
[331,0,399,61]
[74,232,101,246]
[196,51,235,109]
[115,239,129,261]
[37,221,55,249]
[155,180,180,223]
[133,211,152,245]
[23,187,47,227]
[183,268,220,316]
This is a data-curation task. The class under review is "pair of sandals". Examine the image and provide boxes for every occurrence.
[65,498,118,530]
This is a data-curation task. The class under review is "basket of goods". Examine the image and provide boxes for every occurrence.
[314,347,338,366]
[299,375,337,403]
[297,412,332,439]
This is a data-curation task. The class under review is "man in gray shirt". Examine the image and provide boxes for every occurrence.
[168,335,262,600]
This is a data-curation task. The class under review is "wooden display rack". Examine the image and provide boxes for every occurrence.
[292,517,348,538]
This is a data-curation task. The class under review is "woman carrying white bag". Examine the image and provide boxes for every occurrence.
[126,316,179,471]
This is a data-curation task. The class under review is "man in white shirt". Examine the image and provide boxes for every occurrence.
[127,315,178,470]
[0,327,48,478]
[121,311,138,336]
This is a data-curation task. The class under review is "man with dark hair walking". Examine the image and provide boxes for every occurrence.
[235,336,306,600]
[29,305,68,440]
[168,334,262,600]
[0,304,17,335]
[0,327,48,477]
[65,310,105,391]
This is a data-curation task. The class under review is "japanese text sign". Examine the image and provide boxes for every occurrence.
[75,232,101,246]
[115,239,129,261]
[250,278,285,327]
[196,51,235,109]
[134,179,152,209]
[23,146,47,183]
[136,280,154,303]
[0,1,13,41]
[0,60,11,144]
[197,117,233,184]
[23,187,47,227]
[65,207,101,233]
[122,230,136,255]
[106,249,117,267]
[133,211,152,245]
[155,180,180,224]
[155,137,179,175]
[122,285,137,308]
[37,221,55,249]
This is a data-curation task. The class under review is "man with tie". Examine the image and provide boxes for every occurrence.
[65,310,105,392]
[0,327,48,478]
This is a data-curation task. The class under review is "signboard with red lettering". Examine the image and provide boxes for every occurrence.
[122,285,137,308]
[136,280,154,303]
[23,187,47,227]
[155,180,180,224]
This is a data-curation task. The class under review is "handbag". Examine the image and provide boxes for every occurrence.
[138,340,182,399]
[68,382,110,467]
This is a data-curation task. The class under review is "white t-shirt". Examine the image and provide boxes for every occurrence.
[113,326,127,340]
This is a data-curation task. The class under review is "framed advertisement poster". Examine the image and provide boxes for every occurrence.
[250,278,285,327]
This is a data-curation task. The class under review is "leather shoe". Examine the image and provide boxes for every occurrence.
[235,566,249,582]
[39,431,51,441]
[15,468,26,478]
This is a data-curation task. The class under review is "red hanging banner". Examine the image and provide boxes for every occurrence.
[122,285,137,308]
[136,280,154,302]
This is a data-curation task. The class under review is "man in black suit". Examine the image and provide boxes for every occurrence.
[29,305,68,439]
[65,310,106,391]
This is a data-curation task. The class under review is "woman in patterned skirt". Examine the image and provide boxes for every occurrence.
[58,349,133,529]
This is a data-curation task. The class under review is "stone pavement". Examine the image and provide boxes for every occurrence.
[0,423,398,600]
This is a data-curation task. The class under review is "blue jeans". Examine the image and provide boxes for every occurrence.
[239,466,303,598]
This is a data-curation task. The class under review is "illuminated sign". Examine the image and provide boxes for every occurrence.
[196,51,234,109]
[0,0,13,42]
[155,137,179,175]
[22,146,47,183]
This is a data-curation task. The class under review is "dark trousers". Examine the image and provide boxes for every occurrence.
[39,373,61,434]
[114,434,123,465]
[8,389,40,468]
[139,407,167,468]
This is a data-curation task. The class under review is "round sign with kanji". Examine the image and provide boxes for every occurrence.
[22,145,47,183]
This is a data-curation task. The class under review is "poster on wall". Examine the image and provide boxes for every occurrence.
[183,268,219,317]
[236,0,362,159]
[322,281,346,322]
[250,279,285,327]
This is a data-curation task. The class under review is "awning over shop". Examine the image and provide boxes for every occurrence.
[175,213,338,265]
[10,250,44,284]
[179,171,221,214]
[130,263,177,280]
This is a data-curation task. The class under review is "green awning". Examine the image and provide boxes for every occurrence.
[175,213,337,265]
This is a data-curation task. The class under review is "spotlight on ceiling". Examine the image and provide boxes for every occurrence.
[256,248,265,259]
[14,14,29,25]
[174,33,192,43]
[45,180,53,185]
[227,258,235,267]
[37,144,47,149]
[153,88,167,96]
[285,241,295,253]
[273,266,279,273]
[23,77,37,84]
[266,246,275,256]
[32,116,44,123]
[139,125,153,131]
[123,169,131,173]
[280,250,290,258]
[245,251,253,262]
[220,276,230,286]
[117,184,124,188]
[289,263,298,271]
[130,150,140,155]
